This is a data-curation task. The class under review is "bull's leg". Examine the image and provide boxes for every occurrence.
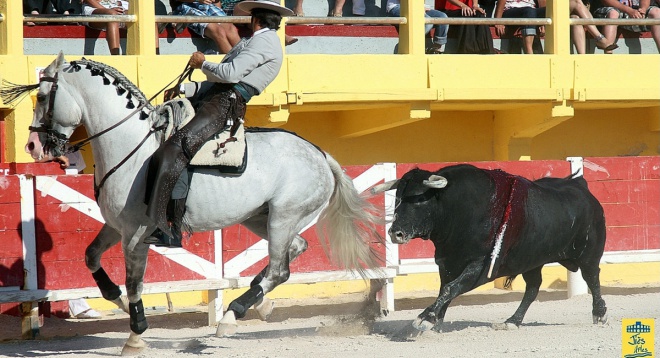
[85,224,128,312]
[414,260,485,331]
[495,266,543,330]
[580,263,607,324]
[120,238,150,356]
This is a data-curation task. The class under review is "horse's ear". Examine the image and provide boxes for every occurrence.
[45,51,66,76]
[56,51,66,68]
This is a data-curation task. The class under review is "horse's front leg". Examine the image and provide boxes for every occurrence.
[120,237,150,356]
[85,224,128,312]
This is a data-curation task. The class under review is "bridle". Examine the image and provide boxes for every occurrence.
[28,72,69,157]
[31,63,194,199]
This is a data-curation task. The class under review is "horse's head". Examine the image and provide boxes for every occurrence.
[26,52,83,162]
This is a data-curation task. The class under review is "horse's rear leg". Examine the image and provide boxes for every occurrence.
[218,222,307,337]
[85,224,128,312]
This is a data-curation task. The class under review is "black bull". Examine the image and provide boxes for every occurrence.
[374,164,607,331]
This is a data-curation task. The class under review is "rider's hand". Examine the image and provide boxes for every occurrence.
[189,52,206,69]
[164,86,180,101]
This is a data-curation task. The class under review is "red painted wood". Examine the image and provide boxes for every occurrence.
[23,24,654,40]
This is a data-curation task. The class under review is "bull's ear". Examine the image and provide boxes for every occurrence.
[369,179,399,195]
[423,175,447,189]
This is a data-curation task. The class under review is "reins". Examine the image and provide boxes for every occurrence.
[68,63,193,154]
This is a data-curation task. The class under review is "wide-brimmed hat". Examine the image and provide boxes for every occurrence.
[234,0,294,17]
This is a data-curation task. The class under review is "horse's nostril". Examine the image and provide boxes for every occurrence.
[395,231,403,238]
[27,142,35,151]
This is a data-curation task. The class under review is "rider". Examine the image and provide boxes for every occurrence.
[144,0,293,247]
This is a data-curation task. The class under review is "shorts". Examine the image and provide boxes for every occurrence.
[172,3,227,38]
[82,1,128,30]
[593,5,659,32]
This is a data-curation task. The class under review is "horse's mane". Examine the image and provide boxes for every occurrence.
[69,58,155,112]
[0,57,156,112]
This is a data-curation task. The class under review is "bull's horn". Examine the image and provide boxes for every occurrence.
[369,179,400,195]
[423,175,447,189]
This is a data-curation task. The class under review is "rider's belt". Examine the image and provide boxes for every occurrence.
[233,82,256,102]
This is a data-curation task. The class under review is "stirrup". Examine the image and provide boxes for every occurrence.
[144,228,182,248]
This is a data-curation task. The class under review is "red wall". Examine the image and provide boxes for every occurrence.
[0,157,657,316]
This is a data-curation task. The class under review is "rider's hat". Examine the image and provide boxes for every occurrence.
[234,0,295,16]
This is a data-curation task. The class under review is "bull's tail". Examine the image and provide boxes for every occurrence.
[316,154,385,279]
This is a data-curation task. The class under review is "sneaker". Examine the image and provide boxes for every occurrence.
[425,43,444,54]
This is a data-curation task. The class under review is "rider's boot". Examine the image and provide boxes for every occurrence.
[144,197,186,248]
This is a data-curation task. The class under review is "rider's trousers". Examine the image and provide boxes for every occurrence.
[145,83,246,235]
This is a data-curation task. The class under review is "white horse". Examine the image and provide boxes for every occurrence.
[17,53,384,355]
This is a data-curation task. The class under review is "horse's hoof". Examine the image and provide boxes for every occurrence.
[121,332,146,356]
[254,297,274,321]
[492,322,518,330]
[216,310,238,337]
[112,296,130,313]
[412,318,434,331]
[593,314,608,325]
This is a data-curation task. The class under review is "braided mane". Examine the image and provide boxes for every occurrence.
[69,58,155,112]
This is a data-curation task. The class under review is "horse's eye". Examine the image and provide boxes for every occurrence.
[37,93,47,103]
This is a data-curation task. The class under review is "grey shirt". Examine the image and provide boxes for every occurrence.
[182,28,283,99]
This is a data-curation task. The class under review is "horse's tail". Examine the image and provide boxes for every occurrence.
[316,154,385,279]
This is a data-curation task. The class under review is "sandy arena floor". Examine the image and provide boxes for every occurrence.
[0,286,658,357]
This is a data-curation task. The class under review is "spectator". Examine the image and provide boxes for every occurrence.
[436,0,495,54]
[170,0,242,54]
[591,0,660,53]
[330,0,365,17]
[386,0,449,54]
[569,0,619,53]
[494,0,546,54]
[495,0,617,54]
[82,1,161,55]
[82,0,129,55]
[24,0,82,25]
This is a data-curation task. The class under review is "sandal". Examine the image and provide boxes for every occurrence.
[594,35,618,51]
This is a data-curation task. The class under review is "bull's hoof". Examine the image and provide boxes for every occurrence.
[254,297,274,321]
[121,332,147,356]
[112,295,130,314]
[216,310,238,337]
[412,317,434,331]
[593,314,608,325]
[492,322,519,330]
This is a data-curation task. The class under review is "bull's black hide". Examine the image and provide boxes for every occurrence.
[386,164,607,331]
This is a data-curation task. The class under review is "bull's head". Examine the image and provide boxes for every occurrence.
[371,169,447,244]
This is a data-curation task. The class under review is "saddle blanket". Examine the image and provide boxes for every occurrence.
[158,98,246,168]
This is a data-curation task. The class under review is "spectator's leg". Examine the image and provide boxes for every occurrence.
[105,22,121,55]
[353,0,365,16]
[571,15,586,54]
[647,7,660,52]
[518,7,538,54]
[332,0,345,16]
[602,9,620,54]
[569,0,612,50]
[204,23,240,54]
[293,0,304,16]
[426,10,448,48]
